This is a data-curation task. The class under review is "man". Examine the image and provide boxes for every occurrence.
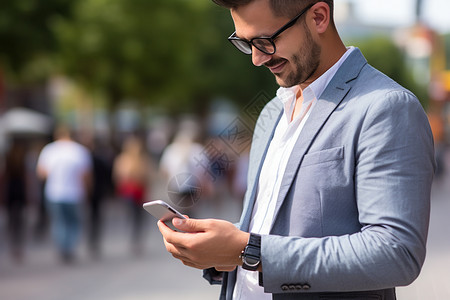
[157,0,436,299]
[37,125,92,263]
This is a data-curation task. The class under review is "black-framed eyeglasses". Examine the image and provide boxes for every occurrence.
[228,3,314,55]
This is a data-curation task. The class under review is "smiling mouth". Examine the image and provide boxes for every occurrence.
[266,60,287,74]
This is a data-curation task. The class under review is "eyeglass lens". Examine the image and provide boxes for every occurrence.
[230,38,275,55]
[231,39,253,55]
[252,39,274,54]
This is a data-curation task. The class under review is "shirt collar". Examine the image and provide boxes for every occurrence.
[276,46,355,120]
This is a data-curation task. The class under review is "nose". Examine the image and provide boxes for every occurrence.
[251,47,272,67]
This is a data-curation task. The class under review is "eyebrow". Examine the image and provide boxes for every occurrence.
[234,30,272,42]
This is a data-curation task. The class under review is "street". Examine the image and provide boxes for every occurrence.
[397,167,450,300]
[1,164,449,300]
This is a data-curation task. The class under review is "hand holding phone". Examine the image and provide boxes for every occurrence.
[143,200,186,232]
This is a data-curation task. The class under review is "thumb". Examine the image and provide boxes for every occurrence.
[172,217,204,233]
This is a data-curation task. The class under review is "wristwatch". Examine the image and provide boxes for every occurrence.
[240,233,261,271]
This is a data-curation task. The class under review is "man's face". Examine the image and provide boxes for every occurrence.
[231,0,321,88]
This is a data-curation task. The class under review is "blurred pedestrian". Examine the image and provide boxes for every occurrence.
[36,125,92,263]
[79,131,115,259]
[27,141,49,242]
[113,135,152,255]
[428,108,446,179]
[231,145,249,203]
[159,125,206,215]
[4,139,27,262]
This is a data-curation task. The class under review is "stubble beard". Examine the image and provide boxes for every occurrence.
[274,26,321,88]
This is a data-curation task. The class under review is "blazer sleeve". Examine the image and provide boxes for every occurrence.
[260,90,435,293]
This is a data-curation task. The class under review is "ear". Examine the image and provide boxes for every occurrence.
[310,2,330,34]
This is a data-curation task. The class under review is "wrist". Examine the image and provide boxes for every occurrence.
[234,232,250,266]
[240,233,262,271]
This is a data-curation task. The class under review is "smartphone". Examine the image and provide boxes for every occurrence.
[143,200,186,231]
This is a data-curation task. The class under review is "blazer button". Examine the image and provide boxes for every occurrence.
[288,285,296,290]
[295,285,303,290]
[281,284,289,291]
[302,284,311,290]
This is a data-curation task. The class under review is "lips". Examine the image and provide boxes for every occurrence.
[266,60,287,74]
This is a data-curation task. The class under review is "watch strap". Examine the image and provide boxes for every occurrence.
[248,232,261,247]
[241,233,261,271]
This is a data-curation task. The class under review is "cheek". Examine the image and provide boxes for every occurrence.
[279,26,307,52]
[274,35,300,59]
[277,39,306,66]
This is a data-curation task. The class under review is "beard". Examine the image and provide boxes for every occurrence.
[266,24,321,88]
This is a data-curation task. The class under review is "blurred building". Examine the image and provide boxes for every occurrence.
[335,0,450,145]
[335,1,395,40]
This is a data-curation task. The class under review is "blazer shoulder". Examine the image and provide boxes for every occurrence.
[354,63,420,104]
[341,49,415,100]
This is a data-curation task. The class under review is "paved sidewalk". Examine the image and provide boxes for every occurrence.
[0,199,225,300]
[1,160,449,300]
[396,168,450,300]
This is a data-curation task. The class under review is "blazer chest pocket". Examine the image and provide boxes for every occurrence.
[301,146,344,167]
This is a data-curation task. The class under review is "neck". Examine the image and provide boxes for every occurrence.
[300,35,347,90]
[291,88,304,121]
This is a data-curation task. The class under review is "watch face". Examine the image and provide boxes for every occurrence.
[244,256,260,267]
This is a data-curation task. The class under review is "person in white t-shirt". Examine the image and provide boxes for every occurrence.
[37,125,92,263]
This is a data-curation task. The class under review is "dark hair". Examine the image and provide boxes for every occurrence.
[212,0,334,19]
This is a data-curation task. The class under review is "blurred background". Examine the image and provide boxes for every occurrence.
[0,0,449,299]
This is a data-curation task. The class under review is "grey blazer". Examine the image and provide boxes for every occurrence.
[210,48,435,300]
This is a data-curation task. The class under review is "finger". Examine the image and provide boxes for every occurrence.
[158,220,178,245]
[157,220,172,235]
[167,250,209,269]
[163,235,187,256]
[172,217,207,233]
[180,259,209,270]
[158,220,187,248]
[215,266,237,272]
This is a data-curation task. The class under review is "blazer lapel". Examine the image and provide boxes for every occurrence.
[240,99,283,232]
[271,49,368,229]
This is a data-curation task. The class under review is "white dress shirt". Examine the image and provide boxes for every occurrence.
[233,47,355,299]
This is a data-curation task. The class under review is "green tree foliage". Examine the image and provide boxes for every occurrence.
[352,36,428,107]
[0,0,75,82]
[5,2,427,115]
[53,0,276,112]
